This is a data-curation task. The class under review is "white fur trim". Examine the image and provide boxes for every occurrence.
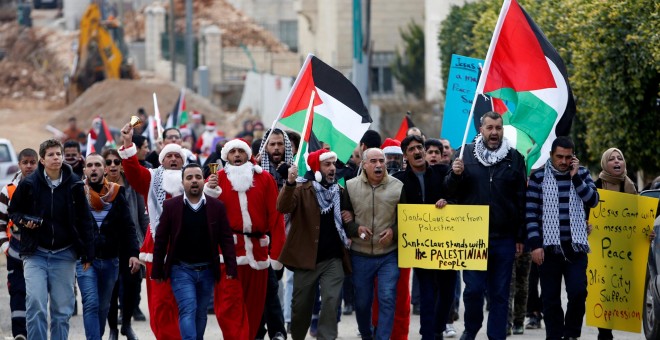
[233,234,237,244]
[270,259,283,270]
[319,151,338,162]
[382,146,403,155]
[315,171,322,182]
[140,252,153,263]
[220,255,270,270]
[237,191,259,269]
[118,143,137,159]
[203,182,222,197]
[159,144,186,164]
[221,139,252,161]
[253,164,262,174]
[259,235,270,247]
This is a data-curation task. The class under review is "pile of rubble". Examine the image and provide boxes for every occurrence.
[53,78,243,137]
[0,23,67,103]
[123,0,289,52]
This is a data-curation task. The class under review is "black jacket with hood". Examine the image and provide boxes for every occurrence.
[8,162,95,262]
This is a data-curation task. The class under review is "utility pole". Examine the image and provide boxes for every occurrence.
[185,0,193,89]
[168,0,175,81]
[352,0,370,109]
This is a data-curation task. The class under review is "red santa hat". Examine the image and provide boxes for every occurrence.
[159,143,187,164]
[179,124,192,138]
[307,149,338,182]
[381,138,403,155]
[221,138,262,173]
[205,121,217,130]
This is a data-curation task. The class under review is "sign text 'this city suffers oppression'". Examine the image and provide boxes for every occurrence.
[398,204,489,270]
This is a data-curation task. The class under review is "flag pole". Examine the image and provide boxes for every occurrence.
[261,54,314,155]
[458,0,511,159]
[293,90,316,166]
[153,93,164,143]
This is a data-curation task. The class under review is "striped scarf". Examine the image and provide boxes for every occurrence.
[541,160,590,253]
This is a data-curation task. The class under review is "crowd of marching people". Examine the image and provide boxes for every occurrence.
[2,109,660,340]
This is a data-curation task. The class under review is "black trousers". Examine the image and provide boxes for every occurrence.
[7,255,27,337]
[107,257,143,329]
[256,267,287,339]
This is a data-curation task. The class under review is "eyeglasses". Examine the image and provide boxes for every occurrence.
[105,159,121,166]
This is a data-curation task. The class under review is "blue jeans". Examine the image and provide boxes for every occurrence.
[462,238,515,340]
[170,264,215,340]
[352,251,400,340]
[23,247,77,340]
[283,268,294,323]
[77,258,119,340]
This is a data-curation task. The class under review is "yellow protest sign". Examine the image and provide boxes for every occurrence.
[398,204,489,270]
[586,190,658,333]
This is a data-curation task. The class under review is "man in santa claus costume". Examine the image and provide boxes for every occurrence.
[204,138,286,340]
[118,123,185,340]
[195,121,223,162]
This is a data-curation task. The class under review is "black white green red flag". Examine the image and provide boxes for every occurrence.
[473,0,576,173]
[275,54,371,173]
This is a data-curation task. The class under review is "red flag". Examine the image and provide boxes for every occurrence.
[394,115,415,142]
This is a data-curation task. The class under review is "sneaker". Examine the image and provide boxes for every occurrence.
[272,332,286,340]
[525,316,542,329]
[512,324,524,335]
[459,332,475,340]
[14,336,27,340]
[133,307,147,321]
[343,303,354,315]
[443,324,457,338]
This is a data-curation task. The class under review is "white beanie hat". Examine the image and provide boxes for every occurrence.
[159,143,186,164]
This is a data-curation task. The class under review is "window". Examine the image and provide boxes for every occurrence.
[279,20,298,52]
[371,52,394,94]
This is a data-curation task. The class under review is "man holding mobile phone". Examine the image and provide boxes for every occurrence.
[526,136,599,340]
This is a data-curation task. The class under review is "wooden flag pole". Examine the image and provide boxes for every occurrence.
[294,90,316,166]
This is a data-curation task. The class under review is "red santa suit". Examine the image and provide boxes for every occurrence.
[119,142,186,340]
[204,138,285,340]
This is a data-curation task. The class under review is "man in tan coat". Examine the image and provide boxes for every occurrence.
[277,149,350,340]
[343,148,405,340]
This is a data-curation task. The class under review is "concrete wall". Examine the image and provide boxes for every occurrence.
[425,0,477,102]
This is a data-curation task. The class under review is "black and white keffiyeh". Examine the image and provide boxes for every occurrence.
[312,181,350,248]
[473,134,511,167]
[259,128,294,171]
[541,159,590,253]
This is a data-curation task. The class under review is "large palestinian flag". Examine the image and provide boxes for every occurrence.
[277,54,371,170]
[477,0,575,173]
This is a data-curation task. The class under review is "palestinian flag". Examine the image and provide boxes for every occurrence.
[477,0,576,173]
[89,117,115,155]
[166,88,188,128]
[295,98,324,177]
[276,54,371,167]
[394,113,415,142]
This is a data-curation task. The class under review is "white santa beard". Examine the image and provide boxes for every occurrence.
[161,169,184,196]
[226,162,255,192]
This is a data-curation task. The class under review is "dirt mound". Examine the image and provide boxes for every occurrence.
[0,23,67,103]
[52,78,243,136]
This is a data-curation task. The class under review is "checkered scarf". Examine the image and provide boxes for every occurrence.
[259,128,293,172]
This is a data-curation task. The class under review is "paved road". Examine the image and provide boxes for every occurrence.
[0,256,646,339]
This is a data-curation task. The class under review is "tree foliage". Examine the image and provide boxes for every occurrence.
[438,0,660,174]
[392,21,425,98]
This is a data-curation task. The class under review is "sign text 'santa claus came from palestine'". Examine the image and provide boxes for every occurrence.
[398,204,489,270]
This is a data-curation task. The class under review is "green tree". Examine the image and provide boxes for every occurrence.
[438,0,660,173]
[391,20,425,98]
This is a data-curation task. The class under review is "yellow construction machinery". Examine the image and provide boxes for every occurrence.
[67,3,136,103]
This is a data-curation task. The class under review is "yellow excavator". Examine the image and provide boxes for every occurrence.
[66,3,137,103]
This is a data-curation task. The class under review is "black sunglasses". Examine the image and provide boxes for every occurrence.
[105,159,121,166]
